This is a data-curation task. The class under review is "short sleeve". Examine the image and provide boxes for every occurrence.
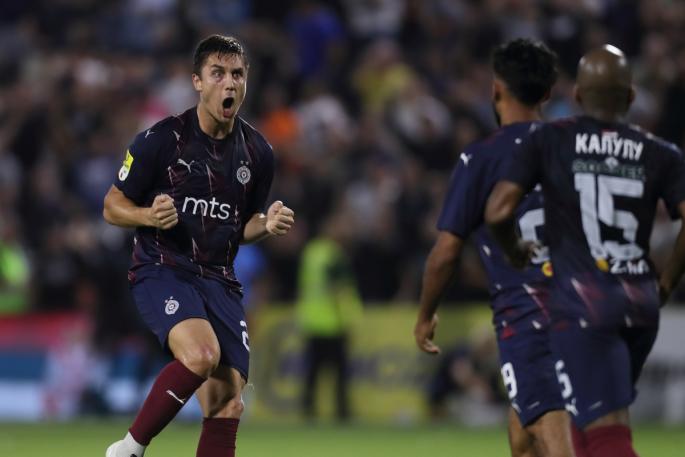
[244,142,275,220]
[503,126,544,193]
[113,130,165,205]
[437,150,492,238]
[660,146,685,219]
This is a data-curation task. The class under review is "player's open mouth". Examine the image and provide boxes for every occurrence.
[222,97,235,117]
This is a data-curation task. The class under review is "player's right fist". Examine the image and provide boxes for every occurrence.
[148,194,178,230]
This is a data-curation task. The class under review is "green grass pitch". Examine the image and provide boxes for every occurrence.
[1,421,684,456]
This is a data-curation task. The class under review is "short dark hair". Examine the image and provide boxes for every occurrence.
[193,35,248,75]
[492,39,558,106]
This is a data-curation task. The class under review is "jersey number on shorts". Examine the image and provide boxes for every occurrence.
[574,173,644,261]
[501,360,573,402]
[240,320,250,352]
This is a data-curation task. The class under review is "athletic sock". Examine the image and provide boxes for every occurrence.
[586,424,639,457]
[129,360,206,445]
[570,422,591,457]
[196,418,240,457]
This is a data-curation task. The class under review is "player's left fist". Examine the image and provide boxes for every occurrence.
[266,200,295,236]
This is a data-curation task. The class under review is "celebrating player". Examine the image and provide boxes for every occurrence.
[102,35,294,457]
[486,45,685,457]
[414,39,575,457]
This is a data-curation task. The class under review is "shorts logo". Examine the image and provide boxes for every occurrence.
[164,296,180,315]
[118,149,134,181]
[236,165,251,185]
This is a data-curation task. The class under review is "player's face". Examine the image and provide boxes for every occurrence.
[193,53,247,125]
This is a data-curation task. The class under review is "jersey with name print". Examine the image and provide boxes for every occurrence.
[505,115,685,326]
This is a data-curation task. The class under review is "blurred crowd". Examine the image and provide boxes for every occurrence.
[1,0,685,350]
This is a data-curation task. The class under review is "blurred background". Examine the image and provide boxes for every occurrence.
[1,0,685,454]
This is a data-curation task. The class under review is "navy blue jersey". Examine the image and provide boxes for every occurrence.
[506,115,685,326]
[438,122,552,334]
[114,107,274,291]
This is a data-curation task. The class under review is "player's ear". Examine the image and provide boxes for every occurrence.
[573,84,582,106]
[192,73,202,92]
[492,79,504,102]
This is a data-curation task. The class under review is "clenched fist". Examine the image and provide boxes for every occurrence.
[265,200,295,235]
[148,194,178,230]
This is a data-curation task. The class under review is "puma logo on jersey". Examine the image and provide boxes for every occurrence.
[145,129,154,138]
[177,158,195,173]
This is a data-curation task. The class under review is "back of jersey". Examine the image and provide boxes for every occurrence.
[507,115,685,327]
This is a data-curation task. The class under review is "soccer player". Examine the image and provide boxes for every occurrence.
[102,35,295,457]
[414,39,575,457]
[485,45,685,457]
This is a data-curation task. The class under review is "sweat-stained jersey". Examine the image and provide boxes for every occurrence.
[505,115,685,327]
[114,107,274,292]
[438,122,552,337]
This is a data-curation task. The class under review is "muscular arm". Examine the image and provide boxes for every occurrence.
[414,232,464,354]
[103,185,177,229]
[485,181,530,268]
[659,201,685,304]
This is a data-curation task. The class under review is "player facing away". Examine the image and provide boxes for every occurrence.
[414,39,576,457]
[102,35,295,457]
[486,45,685,457]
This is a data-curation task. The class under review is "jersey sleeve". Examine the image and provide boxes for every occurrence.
[244,142,275,220]
[437,150,492,238]
[659,146,685,219]
[503,126,544,193]
[114,130,166,205]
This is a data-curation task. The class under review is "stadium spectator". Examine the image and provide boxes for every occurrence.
[296,203,362,421]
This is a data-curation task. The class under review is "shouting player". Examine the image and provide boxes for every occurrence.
[486,45,685,457]
[414,39,575,457]
[103,35,294,457]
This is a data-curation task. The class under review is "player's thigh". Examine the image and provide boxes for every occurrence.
[527,410,574,457]
[507,407,536,457]
[168,318,221,367]
[195,365,246,418]
[551,325,634,428]
[498,329,567,427]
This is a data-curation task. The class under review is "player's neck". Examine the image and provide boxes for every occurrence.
[196,105,235,140]
[583,108,623,124]
[498,104,541,126]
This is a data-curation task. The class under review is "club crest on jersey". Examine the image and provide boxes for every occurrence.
[236,165,251,184]
[164,296,180,315]
[118,149,134,181]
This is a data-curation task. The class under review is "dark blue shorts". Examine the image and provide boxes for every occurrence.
[551,323,658,428]
[130,265,250,380]
[497,328,569,426]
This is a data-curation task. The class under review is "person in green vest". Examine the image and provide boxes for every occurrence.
[0,217,30,315]
[296,206,362,421]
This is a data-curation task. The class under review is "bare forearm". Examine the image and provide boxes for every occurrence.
[418,236,462,319]
[242,213,270,244]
